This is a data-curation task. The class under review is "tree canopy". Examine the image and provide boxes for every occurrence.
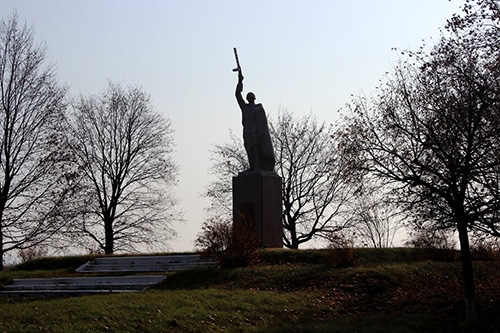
[340,0,500,320]
[0,13,71,269]
[68,82,180,254]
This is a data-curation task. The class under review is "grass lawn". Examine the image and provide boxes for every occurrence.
[0,248,499,332]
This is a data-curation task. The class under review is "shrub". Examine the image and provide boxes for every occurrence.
[326,233,357,267]
[18,245,49,263]
[405,228,457,250]
[405,228,457,261]
[470,236,500,261]
[195,217,259,268]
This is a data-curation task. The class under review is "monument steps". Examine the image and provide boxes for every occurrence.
[0,275,166,296]
[75,254,216,273]
[0,254,216,296]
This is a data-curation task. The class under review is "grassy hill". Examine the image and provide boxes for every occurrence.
[0,248,499,332]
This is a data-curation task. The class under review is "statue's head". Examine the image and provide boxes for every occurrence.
[246,92,256,104]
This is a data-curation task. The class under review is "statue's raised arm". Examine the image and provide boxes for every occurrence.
[234,48,245,110]
[235,73,245,110]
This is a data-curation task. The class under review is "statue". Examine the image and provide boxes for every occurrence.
[233,48,275,172]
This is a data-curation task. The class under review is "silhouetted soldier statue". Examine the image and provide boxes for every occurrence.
[232,48,282,248]
[235,71,275,172]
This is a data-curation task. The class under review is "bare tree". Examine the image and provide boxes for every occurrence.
[340,0,500,320]
[205,131,247,223]
[205,110,356,249]
[349,186,401,248]
[272,111,355,248]
[68,82,180,254]
[0,14,70,269]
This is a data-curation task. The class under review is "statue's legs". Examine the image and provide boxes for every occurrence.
[244,134,255,171]
[244,133,263,171]
[253,146,261,171]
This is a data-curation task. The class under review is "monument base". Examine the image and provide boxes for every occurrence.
[232,171,283,248]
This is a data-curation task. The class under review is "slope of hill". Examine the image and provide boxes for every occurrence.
[0,248,499,332]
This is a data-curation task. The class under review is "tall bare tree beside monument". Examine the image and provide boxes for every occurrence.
[205,131,247,221]
[0,14,72,269]
[272,111,356,248]
[68,82,180,254]
[339,0,500,320]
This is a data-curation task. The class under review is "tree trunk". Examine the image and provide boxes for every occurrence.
[0,215,4,270]
[287,222,299,249]
[0,196,6,271]
[457,220,477,321]
[104,219,114,255]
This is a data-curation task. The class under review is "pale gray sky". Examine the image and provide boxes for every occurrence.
[0,0,464,253]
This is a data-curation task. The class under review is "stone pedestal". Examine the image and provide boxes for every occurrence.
[232,171,283,248]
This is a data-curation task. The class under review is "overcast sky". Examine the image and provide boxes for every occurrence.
[0,0,464,253]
